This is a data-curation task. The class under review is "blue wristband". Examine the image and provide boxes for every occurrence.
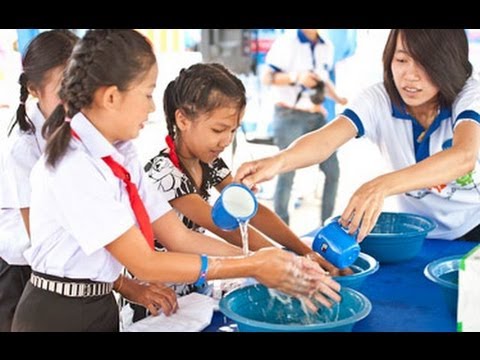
[194,254,208,287]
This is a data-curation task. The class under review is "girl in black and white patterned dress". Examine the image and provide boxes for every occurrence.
[130,63,347,322]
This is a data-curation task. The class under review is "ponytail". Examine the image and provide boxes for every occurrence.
[163,80,177,139]
[42,104,72,167]
[8,73,35,136]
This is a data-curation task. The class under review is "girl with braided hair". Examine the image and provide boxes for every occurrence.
[1,30,188,332]
[0,30,78,332]
[11,29,340,332]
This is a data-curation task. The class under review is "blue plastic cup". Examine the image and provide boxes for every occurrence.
[212,183,258,231]
[312,220,360,269]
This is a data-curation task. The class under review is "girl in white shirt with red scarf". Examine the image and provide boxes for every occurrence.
[12,29,340,332]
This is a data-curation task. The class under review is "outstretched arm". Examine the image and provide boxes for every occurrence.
[153,210,243,256]
[341,120,480,241]
[105,224,341,304]
[234,116,357,188]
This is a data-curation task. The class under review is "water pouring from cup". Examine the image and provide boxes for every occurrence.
[212,183,258,256]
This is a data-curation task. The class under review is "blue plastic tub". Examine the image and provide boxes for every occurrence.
[219,284,371,332]
[424,255,460,316]
[333,252,379,290]
[327,213,436,263]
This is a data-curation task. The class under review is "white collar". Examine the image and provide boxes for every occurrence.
[70,112,127,163]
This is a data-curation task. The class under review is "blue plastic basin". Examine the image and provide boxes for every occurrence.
[219,284,371,332]
[327,212,436,263]
[333,252,379,290]
[424,255,460,316]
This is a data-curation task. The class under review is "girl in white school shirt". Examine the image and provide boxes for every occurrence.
[11,29,340,332]
[0,30,79,332]
[1,30,179,332]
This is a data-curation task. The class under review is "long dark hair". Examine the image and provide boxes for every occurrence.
[42,29,156,168]
[383,29,472,109]
[8,29,78,136]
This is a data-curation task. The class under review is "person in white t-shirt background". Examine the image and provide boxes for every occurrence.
[235,29,480,243]
[262,29,348,227]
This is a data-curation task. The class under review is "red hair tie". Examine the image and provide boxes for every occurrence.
[165,135,181,169]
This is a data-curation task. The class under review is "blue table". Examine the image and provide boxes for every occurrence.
[205,238,477,332]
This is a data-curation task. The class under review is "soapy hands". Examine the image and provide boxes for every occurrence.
[250,248,341,309]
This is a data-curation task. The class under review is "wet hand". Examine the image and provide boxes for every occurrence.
[252,248,341,304]
[297,256,341,301]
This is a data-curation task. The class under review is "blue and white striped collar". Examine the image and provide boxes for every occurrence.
[391,102,451,122]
